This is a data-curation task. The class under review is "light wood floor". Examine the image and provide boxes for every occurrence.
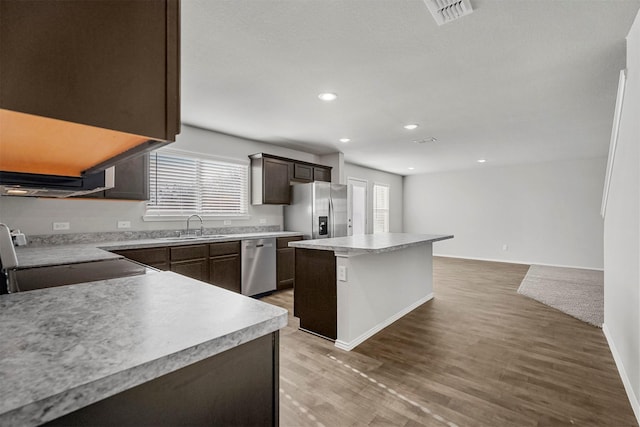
[261,257,637,427]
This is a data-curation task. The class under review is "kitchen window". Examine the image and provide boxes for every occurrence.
[145,150,249,218]
[373,183,390,233]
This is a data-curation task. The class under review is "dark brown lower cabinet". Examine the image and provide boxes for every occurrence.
[113,242,242,293]
[276,236,303,290]
[44,332,280,426]
[209,254,240,293]
[293,248,337,340]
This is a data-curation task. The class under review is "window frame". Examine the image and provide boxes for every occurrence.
[372,182,390,233]
[143,148,250,221]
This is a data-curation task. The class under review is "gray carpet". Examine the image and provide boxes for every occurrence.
[517,265,604,327]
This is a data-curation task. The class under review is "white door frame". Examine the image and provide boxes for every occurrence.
[347,177,368,236]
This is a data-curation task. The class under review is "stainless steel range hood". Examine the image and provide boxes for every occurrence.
[0,167,115,198]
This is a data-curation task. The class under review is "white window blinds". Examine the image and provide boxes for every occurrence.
[147,151,248,216]
[373,183,390,233]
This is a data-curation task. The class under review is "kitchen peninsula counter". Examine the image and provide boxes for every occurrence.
[15,231,303,269]
[0,271,287,426]
[289,232,453,351]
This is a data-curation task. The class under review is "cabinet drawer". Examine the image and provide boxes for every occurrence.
[293,163,313,181]
[113,247,168,266]
[170,244,208,262]
[277,236,303,249]
[209,241,240,257]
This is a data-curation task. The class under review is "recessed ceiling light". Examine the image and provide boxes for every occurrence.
[408,167,415,170]
[404,124,419,130]
[477,159,487,163]
[318,92,337,101]
[339,138,350,143]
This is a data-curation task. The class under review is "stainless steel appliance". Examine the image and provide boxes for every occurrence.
[284,182,348,240]
[241,238,276,296]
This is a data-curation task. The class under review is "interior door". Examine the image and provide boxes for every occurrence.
[347,177,367,236]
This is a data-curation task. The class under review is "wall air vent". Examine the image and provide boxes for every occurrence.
[423,0,473,25]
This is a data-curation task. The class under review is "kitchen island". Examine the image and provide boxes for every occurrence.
[289,233,453,351]
[0,271,287,426]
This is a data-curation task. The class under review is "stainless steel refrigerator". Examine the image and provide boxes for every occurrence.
[284,182,348,240]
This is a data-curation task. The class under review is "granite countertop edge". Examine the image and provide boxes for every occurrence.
[3,312,288,427]
[288,233,454,254]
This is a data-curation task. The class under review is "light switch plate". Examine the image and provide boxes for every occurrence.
[53,222,70,231]
[224,220,232,225]
[117,221,131,229]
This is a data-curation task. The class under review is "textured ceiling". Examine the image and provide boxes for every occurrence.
[181,0,640,175]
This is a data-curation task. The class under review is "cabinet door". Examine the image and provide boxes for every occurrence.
[276,248,295,290]
[276,236,302,291]
[262,157,291,204]
[171,259,208,281]
[209,254,241,293]
[293,163,313,182]
[313,167,331,182]
[0,0,179,141]
[104,154,149,200]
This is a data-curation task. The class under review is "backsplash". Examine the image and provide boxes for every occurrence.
[27,225,281,247]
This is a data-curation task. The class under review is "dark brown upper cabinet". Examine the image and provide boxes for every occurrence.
[249,153,332,205]
[0,0,180,141]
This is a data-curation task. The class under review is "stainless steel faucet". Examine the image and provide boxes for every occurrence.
[186,214,204,236]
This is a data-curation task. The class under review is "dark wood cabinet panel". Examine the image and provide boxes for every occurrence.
[250,153,333,205]
[276,236,303,291]
[293,248,337,339]
[313,167,331,182]
[262,158,291,204]
[112,247,169,270]
[0,0,180,141]
[293,163,313,182]
[104,154,149,200]
[170,244,208,262]
[209,254,241,293]
[171,259,208,281]
[209,241,241,257]
[45,333,279,427]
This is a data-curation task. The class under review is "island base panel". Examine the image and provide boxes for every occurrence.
[294,248,337,340]
[44,332,279,426]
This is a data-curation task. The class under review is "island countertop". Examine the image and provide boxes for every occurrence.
[288,232,454,255]
[0,271,288,427]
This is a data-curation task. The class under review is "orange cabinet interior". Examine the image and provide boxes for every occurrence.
[0,109,149,177]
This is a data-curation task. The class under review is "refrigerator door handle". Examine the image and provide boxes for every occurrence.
[329,196,334,237]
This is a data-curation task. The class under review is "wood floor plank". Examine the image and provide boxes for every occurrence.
[261,256,637,427]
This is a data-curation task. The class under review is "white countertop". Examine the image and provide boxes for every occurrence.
[288,232,453,254]
[0,271,287,426]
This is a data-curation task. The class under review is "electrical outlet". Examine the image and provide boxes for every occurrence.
[224,220,232,225]
[338,266,347,281]
[117,221,131,229]
[502,244,508,251]
[53,222,70,231]
[259,218,267,224]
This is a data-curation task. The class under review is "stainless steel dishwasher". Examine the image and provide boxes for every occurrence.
[241,238,276,296]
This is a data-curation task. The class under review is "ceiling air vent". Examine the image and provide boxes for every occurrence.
[423,0,473,25]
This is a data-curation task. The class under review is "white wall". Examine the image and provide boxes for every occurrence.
[0,125,321,235]
[603,8,640,421]
[404,157,606,269]
[343,163,403,233]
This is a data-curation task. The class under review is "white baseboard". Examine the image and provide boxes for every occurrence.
[603,323,640,423]
[335,293,434,352]
[432,253,604,271]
